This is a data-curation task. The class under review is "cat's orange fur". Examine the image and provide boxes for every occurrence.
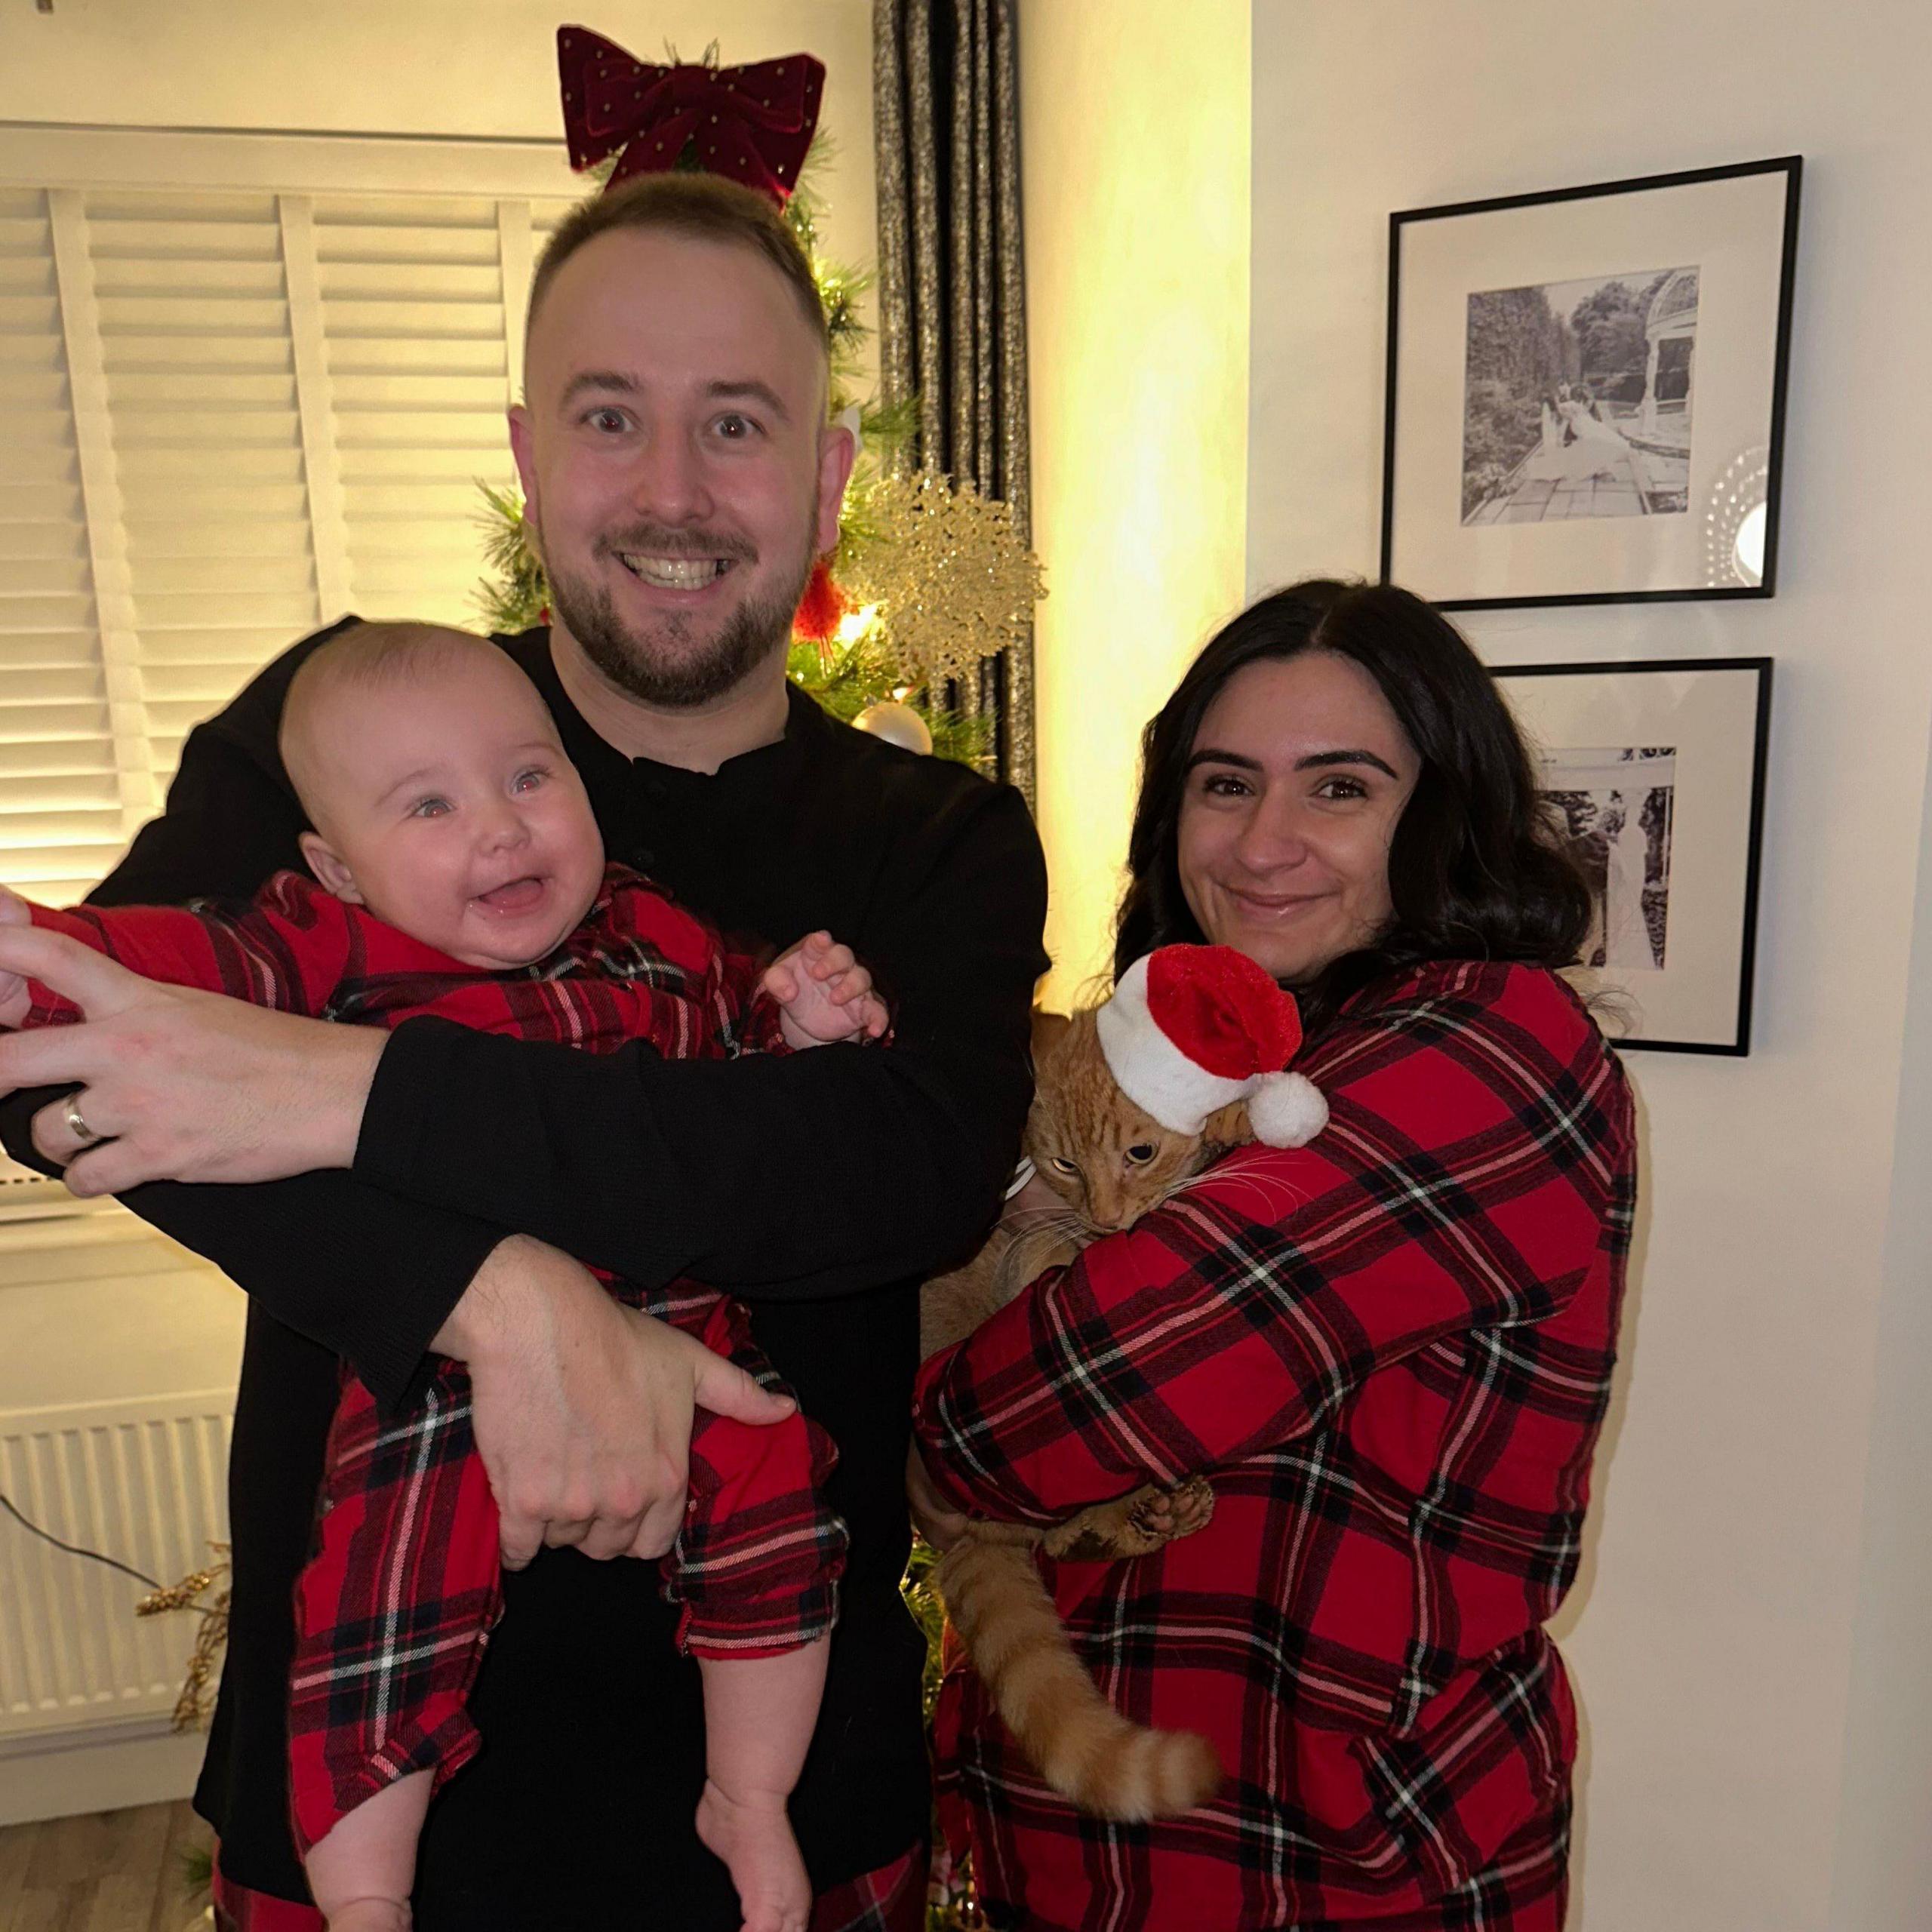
[920,1008,1250,1822]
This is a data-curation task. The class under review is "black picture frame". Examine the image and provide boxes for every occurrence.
[1383,158,1801,611]
[1494,657,1773,1056]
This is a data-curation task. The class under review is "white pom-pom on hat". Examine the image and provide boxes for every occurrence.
[1096,944,1327,1148]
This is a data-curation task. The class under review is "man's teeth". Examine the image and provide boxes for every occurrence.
[619,554,728,589]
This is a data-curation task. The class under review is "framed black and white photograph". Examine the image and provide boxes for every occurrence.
[1495,658,1772,1054]
[1383,158,1801,609]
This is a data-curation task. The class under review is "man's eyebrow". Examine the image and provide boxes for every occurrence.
[708,379,790,424]
[560,371,640,406]
[1184,746,1402,780]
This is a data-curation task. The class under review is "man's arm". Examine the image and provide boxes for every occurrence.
[352,780,1050,1297]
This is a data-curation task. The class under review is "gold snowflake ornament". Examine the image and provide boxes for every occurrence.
[844,468,1045,688]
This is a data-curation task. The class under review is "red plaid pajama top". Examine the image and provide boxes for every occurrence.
[26,867,848,1854]
[914,961,1635,1931]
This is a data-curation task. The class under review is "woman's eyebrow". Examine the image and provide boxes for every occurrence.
[1184,747,1263,774]
[1296,748,1401,780]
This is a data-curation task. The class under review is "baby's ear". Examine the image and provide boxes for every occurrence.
[1200,1100,1254,1152]
[298,830,365,905]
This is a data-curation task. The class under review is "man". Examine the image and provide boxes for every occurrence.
[0,174,1048,1929]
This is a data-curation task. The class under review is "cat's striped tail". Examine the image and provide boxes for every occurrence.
[934,1532,1222,1821]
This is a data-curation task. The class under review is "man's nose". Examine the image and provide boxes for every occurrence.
[627,429,712,524]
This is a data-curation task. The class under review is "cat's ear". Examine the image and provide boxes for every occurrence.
[1201,1099,1254,1152]
[1031,1006,1073,1070]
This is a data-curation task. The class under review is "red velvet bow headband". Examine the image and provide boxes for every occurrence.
[555,24,826,205]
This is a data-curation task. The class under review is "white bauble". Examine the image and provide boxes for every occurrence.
[853,700,933,755]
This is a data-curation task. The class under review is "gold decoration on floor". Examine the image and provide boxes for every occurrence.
[843,468,1046,690]
[137,1544,231,1730]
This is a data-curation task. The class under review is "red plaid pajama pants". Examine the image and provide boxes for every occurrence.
[286,1287,844,1854]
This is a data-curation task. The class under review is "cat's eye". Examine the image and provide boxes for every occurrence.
[1125,1143,1157,1164]
[1048,1157,1078,1177]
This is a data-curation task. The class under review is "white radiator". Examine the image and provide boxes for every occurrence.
[0,1390,232,1740]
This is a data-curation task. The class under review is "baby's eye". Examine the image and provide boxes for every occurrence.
[512,767,548,793]
[1124,1143,1157,1165]
[410,796,451,818]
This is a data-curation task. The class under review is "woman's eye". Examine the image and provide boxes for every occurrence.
[1049,1157,1078,1177]
[1199,772,1251,798]
[1315,775,1369,801]
[1124,1143,1157,1165]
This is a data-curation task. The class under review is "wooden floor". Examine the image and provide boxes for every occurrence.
[0,1801,211,1932]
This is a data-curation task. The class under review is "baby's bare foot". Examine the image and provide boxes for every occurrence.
[321,1900,411,1932]
[695,1777,811,1932]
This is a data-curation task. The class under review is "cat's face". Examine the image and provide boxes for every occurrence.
[1023,1009,1242,1235]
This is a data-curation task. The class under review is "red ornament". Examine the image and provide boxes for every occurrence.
[556,26,826,206]
[792,558,848,642]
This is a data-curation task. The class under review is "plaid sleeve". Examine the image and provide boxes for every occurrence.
[914,961,1631,1523]
[23,871,355,1025]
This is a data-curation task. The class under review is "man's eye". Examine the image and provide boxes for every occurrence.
[587,407,629,433]
[713,412,758,441]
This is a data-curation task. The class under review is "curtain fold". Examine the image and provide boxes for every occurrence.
[872,0,1035,804]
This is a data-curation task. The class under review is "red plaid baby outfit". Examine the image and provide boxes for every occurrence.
[26,867,847,1854]
[914,961,1635,1931]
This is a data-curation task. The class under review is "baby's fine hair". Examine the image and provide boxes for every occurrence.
[278,621,516,820]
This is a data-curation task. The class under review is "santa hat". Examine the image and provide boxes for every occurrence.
[1095,946,1328,1148]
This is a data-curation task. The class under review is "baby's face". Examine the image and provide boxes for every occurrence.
[300,655,605,968]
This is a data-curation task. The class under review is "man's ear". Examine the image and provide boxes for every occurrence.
[299,831,365,905]
[508,404,543,557]
[814,418,858,555]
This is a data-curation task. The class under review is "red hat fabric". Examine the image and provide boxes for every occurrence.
[1097,945,1327,1148]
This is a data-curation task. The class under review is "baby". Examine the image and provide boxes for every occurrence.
[0,623,887,1932]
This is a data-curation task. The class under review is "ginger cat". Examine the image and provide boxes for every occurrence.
[920,1006,1253,1823]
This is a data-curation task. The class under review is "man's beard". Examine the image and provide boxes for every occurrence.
[545,523,816,710]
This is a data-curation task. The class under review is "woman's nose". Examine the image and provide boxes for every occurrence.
[1232,792,1312,872]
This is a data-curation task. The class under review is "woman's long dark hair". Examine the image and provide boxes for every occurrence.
[1115,580,1593,1029]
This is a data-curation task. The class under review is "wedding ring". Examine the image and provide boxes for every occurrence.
[63,1094,101,1148]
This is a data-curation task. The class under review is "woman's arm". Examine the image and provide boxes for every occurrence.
[913,963,1634,1523]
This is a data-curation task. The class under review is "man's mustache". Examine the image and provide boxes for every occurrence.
[596,529,758,562]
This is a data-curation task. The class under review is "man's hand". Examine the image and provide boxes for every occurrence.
[764,931,889,1049]
[0,922,381,1193]
[437,1235,798,1568]
[906,1441,969,1554]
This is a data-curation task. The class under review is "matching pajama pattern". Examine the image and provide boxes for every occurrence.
[915,961,1635,1932]
[25,868,847,1854]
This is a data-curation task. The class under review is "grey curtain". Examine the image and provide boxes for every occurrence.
[872,0,1035,804]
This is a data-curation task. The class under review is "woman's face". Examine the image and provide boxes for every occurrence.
[1177,651,1420,984]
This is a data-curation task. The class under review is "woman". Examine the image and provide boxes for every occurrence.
[911,580,1635,1930]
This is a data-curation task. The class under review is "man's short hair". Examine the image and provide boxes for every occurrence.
[525,172,830,370]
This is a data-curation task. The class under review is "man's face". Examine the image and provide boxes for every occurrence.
[511,227,853,709]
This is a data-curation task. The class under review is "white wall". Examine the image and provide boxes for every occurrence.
[1248,4,1932,1927]
[1020,0,1251,1004]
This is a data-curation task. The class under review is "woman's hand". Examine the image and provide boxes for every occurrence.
[437,1235,798,1567]
[906,1441,969,1553]
[0,922,380,1193]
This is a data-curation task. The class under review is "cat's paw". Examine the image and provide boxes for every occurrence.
[1042,1478,1215,1562]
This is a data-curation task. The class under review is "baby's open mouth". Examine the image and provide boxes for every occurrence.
[477,876,546,912]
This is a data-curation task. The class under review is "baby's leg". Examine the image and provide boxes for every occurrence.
[303,1769,429,1931]
[694,1638,829,1932]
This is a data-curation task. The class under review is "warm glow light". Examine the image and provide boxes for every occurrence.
[834,602,879,647]
[1734,503,1767,586]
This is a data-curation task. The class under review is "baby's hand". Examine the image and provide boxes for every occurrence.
[764,931,889,1049]
[0,885,32,1029]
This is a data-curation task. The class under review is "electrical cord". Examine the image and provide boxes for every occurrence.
[0,1485,165,1592]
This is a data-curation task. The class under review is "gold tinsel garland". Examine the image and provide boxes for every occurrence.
[843,468,1045,690]
[137,1544,231,1730]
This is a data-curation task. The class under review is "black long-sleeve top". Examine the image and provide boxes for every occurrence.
[1,621,1048,1927]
